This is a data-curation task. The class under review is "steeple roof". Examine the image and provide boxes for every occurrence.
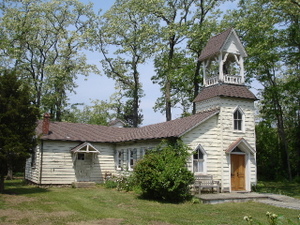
[199,28,247,62]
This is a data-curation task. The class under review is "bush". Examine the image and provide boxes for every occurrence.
[133,139,194,203]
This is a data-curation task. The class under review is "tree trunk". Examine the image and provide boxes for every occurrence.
[0,175,5,193]
[165,78,172,121]
[133,66,139,127]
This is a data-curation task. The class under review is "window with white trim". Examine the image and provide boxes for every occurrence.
[116,150,124,170]
[128,148,137,170]
[193,145,207,173]
[233,107,244,131]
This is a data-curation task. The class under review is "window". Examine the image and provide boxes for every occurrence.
[233,108,243,131]
[128,148,137,170]
[116,150,123,170]
[77,153,85,160]
[139,147,146,159]
[193,145,206,173]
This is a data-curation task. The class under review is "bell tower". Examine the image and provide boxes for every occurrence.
[199,28,247,87]
[193,28,257,192]
[194,28,256,113]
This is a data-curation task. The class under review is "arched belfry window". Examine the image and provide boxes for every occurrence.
[193,145,207,173]
[233,107,244,131]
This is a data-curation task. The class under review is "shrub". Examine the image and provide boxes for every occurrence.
[133,139,194,202]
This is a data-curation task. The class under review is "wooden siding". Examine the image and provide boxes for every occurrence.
[25,95,256,191]
[193,97,256,191]
[25,141,116,185]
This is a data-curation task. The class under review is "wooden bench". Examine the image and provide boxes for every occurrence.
[194,174,220,194]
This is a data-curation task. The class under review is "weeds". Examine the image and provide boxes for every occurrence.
[244,212,300,225]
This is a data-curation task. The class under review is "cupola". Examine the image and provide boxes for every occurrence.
[199,28,247,87]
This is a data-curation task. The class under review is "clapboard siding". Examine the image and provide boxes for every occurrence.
[25,141,116,184]
[192,97,256,191]
[25,92,256,191]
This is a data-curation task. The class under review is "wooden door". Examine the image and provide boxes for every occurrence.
[231,154,245,191]
[75,153,92,182]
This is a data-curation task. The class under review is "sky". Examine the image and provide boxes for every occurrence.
[68,0,260,126]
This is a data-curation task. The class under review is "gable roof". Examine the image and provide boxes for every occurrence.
[37,109,219,143]
[226,137,256,154]
[193,83,257,103]
[70,142,100,153]
[199,28,247,62]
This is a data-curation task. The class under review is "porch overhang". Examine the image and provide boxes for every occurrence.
[225,138,256,154]
[70,142,100,154]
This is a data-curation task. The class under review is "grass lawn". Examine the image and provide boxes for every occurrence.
[255,181,300,199]
[0,180,299,225]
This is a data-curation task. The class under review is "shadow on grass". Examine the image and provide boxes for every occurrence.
[4,179,50,195]
[255,181,300,199]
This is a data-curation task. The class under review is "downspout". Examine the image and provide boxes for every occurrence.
[39,140,44,185]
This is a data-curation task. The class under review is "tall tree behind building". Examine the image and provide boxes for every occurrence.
[0,70,39,193]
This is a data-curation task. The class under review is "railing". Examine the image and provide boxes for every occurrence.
[206,75,243,86]
[206,77,218,86]
[224,75,243,84]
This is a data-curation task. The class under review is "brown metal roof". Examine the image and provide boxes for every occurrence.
[37,109,219,143]
[199,28,233,61]
[193,84,257,103]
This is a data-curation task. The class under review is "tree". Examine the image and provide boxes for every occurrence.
[129,0,227,120]
[93,0,158,127]
[62,99,117,125]
[133,139,194,202]
[0,0,97,121]
[143,0,199,121]
[0,70,39,193]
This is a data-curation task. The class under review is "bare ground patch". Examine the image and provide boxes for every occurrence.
[2,194,36,206]
[0,208,74,224]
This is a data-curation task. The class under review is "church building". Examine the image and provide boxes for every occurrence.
[25,28,257,192]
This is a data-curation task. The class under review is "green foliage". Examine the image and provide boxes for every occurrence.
[93,0,159,127]
[63,99,117,125]
[0,70,39,192]
[253,181,300,199]
[133,139,194,202]
[0,0,97,121]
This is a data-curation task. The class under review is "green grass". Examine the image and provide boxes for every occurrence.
[0,180,299,225]
[255,181,300,199]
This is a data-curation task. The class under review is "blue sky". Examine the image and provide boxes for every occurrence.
[69,0,258,126]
